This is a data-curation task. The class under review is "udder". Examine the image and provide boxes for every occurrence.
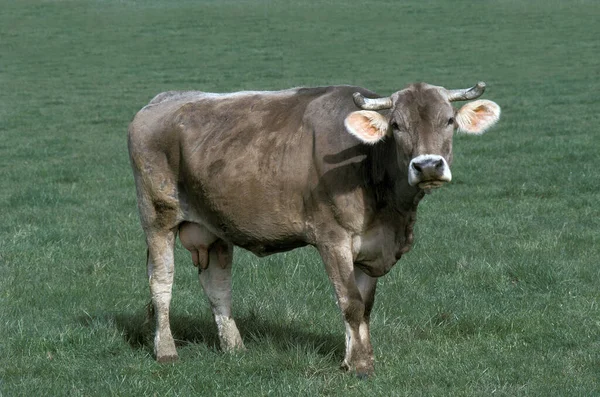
[178,222,217,269]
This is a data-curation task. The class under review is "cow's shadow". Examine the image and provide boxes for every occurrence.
[80,310,344,360]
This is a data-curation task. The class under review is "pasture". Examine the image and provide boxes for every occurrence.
[1,0,599,395]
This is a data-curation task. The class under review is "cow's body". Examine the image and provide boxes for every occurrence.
[128,83,500,376]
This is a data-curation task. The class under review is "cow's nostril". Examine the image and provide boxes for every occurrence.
[408,155,452,187]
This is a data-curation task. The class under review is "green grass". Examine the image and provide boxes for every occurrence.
[2,0,600,395]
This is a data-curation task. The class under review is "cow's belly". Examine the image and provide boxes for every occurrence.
[179,219,307,260]
[235,239,309,257]
[178,186,309,257]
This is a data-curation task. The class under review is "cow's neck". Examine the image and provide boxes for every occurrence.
[367,142,425,210]
[367,142,426,258]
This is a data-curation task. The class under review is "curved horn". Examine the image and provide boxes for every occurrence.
[446,81,486,102]
[352,92,393,110]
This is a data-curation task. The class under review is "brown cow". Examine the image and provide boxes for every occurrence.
[128,82,500,376]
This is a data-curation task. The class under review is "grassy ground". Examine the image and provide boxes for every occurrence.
[1,0,599,395]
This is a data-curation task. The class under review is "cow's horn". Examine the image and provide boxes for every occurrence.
[446,82,486,102]
[353,92,393,110]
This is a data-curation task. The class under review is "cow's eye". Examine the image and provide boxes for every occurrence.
[447,117,455,126]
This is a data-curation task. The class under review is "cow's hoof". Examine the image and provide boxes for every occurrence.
[340,360,374,379]
[156,353,179,363]
[355,369,374,380]
[340,361,351,372]
[155,333,178,363]
[222,342,246,353]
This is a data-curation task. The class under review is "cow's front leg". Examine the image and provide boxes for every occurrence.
[147,230,178,362]
[319,243,375,377]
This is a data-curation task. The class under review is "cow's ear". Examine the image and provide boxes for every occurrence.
[344,110,390,144]
[455,99,501,134]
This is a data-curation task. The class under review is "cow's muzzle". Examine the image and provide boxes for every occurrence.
[408,155,452,189]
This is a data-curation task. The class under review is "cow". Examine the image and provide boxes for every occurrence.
[127,82,500,376]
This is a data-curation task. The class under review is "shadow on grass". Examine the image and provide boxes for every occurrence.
[78,309,344,361]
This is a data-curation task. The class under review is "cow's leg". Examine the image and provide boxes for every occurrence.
[355,267,378,321]
[147,230,178,362]
[130,138,181,362]
[199,240,244,352]
[319,244,375,377]
[352,266,378,373]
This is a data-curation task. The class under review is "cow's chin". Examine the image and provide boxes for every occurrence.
[417,180,447,190]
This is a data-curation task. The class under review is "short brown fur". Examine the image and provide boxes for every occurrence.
[128,83,498,376]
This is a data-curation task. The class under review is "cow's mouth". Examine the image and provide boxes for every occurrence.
[418,180,447,190]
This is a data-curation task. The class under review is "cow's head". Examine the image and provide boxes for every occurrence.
[344,82,500,189]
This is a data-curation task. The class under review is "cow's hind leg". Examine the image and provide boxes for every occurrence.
[199,240,244,352]
[130,126,181,362]
[147,230,178,362]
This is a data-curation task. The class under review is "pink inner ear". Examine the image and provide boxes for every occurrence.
[470,107,486,129]
[473,105,497,129]
[347,113,379,138]
[457,100,500,134]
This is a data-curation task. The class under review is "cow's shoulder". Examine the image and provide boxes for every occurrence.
[302,85,382,122]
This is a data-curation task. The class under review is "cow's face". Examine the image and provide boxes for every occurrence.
[344,82,500,190]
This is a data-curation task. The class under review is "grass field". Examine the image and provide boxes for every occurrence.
[1,0,599,395]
